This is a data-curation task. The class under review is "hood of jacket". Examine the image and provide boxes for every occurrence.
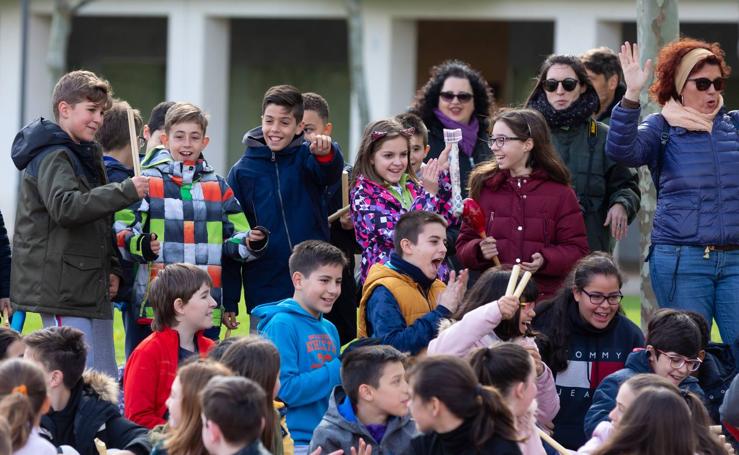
[242,126,306,158]
[252,298,325,330]
[81,369,119,404]
[320,386,414,445]
[12,117,94,171]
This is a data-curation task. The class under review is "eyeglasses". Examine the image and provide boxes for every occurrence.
[580,289,623,306]
[687,77,725,91]
[543,78,579,92]
[656,349,703,372]
[488,135,524,149]
[439,91,474,103]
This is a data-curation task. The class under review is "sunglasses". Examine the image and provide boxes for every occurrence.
[439,91,474,103]
[687,77,725,91]
[543,78,579,92]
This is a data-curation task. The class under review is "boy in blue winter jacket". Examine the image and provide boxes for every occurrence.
[252,240,346,452]
[227,85,344,318]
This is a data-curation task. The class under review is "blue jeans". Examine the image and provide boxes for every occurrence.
[650,244,739,345]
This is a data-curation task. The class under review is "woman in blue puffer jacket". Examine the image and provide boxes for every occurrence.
[607,38,739,346]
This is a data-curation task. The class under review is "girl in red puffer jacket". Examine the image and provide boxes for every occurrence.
[456,108,589,299]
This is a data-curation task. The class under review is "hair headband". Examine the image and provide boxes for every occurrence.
[675,48,715,94]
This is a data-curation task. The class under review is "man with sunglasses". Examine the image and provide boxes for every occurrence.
[585,309,705,438]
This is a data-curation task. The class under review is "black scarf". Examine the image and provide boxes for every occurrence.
[527,87,600,129]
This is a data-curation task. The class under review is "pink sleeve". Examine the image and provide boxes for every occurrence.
[534,362,561,425]
[575,421,614,454]
[427,301,503,357]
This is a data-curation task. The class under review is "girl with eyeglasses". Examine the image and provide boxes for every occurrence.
[428,268,560,430]
[456,108,589,299]
[532,252,644,449]
[608,39,739,355]
[525,54,641,255]
[350,118,454,284]
[584,308,706,439]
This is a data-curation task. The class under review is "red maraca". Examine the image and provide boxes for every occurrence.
[462,198,501,266]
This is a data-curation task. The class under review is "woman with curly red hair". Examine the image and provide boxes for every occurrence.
[606,39,739,347]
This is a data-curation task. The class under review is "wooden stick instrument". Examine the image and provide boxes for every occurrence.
[126,108,142,177]
[536,428,569,455]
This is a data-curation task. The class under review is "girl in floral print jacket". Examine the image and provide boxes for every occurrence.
[350,118,454,284]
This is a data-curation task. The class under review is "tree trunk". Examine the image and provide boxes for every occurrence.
[635,0,679,329]
[47,0,93,89]
[345,0,370,130]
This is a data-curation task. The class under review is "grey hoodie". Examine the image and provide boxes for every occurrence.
[309,386,417,455]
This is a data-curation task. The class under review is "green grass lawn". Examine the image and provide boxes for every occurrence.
[21,295,721,365]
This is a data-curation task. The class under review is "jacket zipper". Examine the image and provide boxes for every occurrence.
[272,152,293,250]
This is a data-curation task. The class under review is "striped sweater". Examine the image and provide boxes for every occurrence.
[115,148,262,324]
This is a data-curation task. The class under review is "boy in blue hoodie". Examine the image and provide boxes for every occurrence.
[252,240,346,453]
[227,85,344,324]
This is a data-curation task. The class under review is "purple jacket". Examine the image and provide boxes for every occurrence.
[351,173,454,283]
[428,301,560,425]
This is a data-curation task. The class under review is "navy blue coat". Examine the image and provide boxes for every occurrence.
[103,156,135,306]
[699,341,738,424]
[584,349,705,437]
[606,104,739,246]
[227,127,344,310]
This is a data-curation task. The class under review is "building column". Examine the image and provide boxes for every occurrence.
[361,10,417,121]
[166,9,230,174]
[0,2,23,228]
[554,13,598,55]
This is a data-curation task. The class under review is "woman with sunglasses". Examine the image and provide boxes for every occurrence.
[411,60,495,199]
[584,308,706,439]
[456,108,589,299]
[410,61,495,276]
[608,39,739,351]
[526,55,640,255]
[532,252,644,449]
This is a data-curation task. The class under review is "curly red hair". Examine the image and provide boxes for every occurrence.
[650,37,731,105]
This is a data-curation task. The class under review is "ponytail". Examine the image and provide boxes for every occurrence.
[681,391,728,455]
[0,359,48,450]
[0,393,34,450]
[409,356,518,450]
[473,385,519,448]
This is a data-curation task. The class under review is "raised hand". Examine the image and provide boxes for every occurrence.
[420,158,441,196]
[619,41,653,101]
[310,134,333,156]
[438,269,469,314]
[437,143,452,172]
[496,295,519,320]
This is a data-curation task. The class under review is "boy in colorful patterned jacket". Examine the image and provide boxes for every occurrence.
[115,102,268,340]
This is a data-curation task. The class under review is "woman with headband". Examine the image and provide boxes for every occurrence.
[608,39,739,347]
